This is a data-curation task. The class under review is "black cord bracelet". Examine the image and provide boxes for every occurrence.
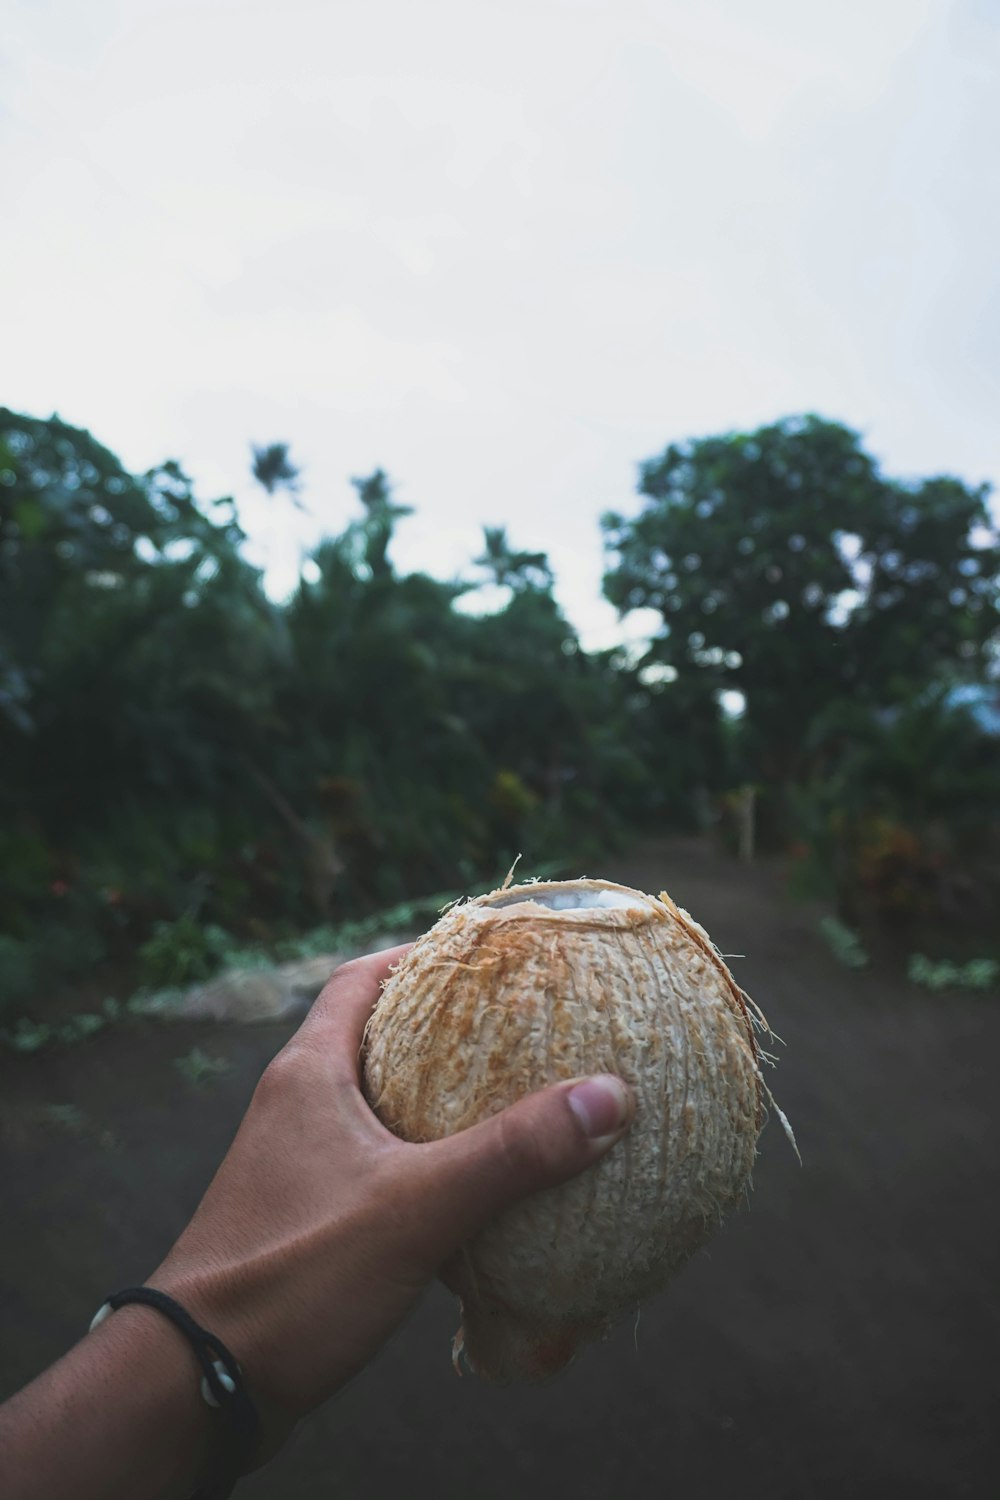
[89,1286,262,1500]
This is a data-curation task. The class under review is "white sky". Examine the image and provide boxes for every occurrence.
[3,0,999,647]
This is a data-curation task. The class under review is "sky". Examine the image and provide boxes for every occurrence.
[3,0,999,648]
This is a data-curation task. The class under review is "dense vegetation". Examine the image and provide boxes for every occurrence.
[603,415,1000,932]
[1,407,997,1011]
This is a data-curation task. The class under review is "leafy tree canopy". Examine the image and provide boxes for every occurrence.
[3,406,997,1011]
[603,414,999,777]
[475,526,554,594]
[251,441,302,502]
[349,468,413,579]
[0,407,250,737]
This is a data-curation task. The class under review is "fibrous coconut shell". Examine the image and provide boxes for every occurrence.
[362,877,778,1383]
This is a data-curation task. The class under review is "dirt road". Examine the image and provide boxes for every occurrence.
[2,840,997,1498]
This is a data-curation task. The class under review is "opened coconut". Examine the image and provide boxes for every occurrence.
[362,876,783,1382]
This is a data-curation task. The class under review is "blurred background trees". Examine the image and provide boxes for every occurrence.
[1,406,997,1010]
[603,414,1000,935]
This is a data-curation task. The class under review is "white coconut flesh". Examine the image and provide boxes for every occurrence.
[362,875,778,1384]
[481,883,657,913]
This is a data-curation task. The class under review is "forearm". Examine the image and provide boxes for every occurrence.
[0,1304,220,1500]
[0,948,633,1497]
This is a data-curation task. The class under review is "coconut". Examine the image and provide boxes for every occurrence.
[362,876,783,1383]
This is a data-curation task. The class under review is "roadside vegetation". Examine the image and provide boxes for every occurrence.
[2,407,997,1032]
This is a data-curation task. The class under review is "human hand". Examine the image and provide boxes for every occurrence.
[152,944,635,1452]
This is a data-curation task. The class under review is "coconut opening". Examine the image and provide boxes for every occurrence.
[482,884,655,913]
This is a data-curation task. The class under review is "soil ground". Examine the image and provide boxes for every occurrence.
[2,839,998,1499]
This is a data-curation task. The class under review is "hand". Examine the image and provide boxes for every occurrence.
[153,944,635,1448]
[1,943,635,1500]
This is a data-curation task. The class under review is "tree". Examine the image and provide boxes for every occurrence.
[848,474,999,695]
[475,526,554,594]
[350,469,413,579]
[251,441,302,501]
[0,410,244,731]
[603,415,999,788]
[0,409,284,958]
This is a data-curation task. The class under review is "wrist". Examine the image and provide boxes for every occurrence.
[91,1301,218,1463]
[146,1263,297,1460]
[94,1287,272,1491]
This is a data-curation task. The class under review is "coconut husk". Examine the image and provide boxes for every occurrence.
[363,878,781,1382]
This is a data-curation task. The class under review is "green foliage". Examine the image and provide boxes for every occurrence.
[137,917,235,990]
[603,415,999,791]
[350,468,413,578]
[268,887,479,963]
[604,415,1000,928]
[251,442,301,499]
[174,1047,231,1087]
[818,916,870,969]
[791,691,1000,929]
[475,526,554,593]
[1,1018,54,1054]
[3,405,997,1017]
[908,955,999,992]
[0,996,123,1054]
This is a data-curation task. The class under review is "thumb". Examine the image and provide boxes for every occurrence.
[418,1075,635,1254]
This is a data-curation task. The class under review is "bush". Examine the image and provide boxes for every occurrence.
[791,693,1000,936]
[137,916,234,990]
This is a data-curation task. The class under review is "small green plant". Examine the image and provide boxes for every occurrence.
[819,915,869,969]
[269,888,468,964]
[2,1018,55,1054]
[265,872,567,968]
[908,954,999,992]
[0,996,125,1055]
[174,1046,231,1087]
[138,917,234,990]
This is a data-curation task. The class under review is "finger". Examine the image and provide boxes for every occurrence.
[415,1075,635,1256]
[296,943,413,1077]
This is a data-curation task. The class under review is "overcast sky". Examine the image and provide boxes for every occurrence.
[3,0,998,646]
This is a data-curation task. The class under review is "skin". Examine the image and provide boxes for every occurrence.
[0,945,635,1500]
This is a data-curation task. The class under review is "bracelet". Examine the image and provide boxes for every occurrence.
[90,1286,262,1500]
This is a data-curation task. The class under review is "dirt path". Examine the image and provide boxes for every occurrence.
[2,839,997,1499]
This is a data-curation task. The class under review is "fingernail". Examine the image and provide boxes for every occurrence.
[567,1076,629,1140]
